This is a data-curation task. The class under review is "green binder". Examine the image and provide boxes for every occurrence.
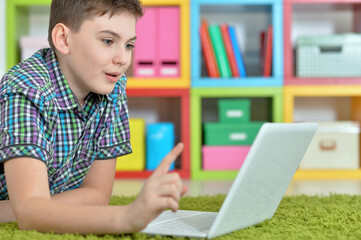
[208,25,232,78]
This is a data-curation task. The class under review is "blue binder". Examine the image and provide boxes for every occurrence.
[228,26,247,77]
[146,123,175,171]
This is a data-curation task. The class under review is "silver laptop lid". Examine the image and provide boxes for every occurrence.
[208,123,317,239]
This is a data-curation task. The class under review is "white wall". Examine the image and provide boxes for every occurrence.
[0,0,6,77]
[28,6,50,36]
[294,97,351,122]
[292,4,354,46]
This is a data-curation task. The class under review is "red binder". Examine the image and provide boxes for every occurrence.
[200,19,219,78]
[263,25,273,77]
[220,23,239,78]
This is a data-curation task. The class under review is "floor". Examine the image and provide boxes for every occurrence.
[112,179,361,197]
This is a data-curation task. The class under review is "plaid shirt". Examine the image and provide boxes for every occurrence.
[0,48,131,200]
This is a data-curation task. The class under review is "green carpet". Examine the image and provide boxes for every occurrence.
[1,194,361,239]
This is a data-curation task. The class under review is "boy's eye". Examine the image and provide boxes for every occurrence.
[102,39,113,45]
[126,43,135,50]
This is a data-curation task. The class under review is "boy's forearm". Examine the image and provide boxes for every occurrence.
[17,196,134,234]
[0,187,110,224]
[52,186,112,205]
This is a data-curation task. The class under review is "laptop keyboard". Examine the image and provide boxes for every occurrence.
[146,211,217,233]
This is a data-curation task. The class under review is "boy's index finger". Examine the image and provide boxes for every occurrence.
[152,143,184,176]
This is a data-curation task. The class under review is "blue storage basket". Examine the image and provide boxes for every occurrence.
[146,123,175,171]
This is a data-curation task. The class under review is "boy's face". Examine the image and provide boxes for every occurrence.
[62,11,136,97]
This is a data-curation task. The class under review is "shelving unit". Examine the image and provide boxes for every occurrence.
[191,0,283,87]
[5,0,191,179]
[5,0,361,181]
[191,87,283,179]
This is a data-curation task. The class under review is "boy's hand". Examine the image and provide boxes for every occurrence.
[127,143,187,232]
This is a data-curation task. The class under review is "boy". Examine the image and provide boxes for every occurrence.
[0,0,187,234]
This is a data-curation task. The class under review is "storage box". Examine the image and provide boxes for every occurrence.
[218,99,251,123]
[20,36,49,61]
[299,122,360,169]
[134,7,180,77]
[202,146,251,170]
[296,34,361,77]
[116,118,145,171]
[204,122,264,146]
[146,123,175,170]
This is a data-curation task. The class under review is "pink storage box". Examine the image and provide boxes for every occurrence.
[202,146,251,170]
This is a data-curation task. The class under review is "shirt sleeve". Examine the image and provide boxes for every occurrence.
[95,80,132,160]
[0,90,56,173]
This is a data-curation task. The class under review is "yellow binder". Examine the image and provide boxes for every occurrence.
[116,118,145,171]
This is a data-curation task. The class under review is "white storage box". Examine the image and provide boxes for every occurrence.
[20,36,49,61]
[299,122,360,169]
[296,34,361,77]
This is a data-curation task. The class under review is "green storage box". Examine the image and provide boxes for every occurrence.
[296,34,361,77]
[204,122,264,146]
[218,99,251,123]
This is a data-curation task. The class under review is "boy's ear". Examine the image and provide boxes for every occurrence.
[52,23,71,55]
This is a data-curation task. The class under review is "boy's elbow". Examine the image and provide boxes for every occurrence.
[17,219,32,231]
[99,191,112,205]
[12,199,49,232]
[88,187,112,205]
[14,209,35,231]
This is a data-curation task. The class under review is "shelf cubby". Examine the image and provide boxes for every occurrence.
[284,0,361,85]
[284,85,361,179]
[119,88,190,178]
[191,0,283,88]
[191,87,283,180]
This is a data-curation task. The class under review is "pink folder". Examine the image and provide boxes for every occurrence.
[134,7,157,77]
[158,7,180,77]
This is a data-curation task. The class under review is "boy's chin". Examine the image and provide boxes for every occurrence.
[93,88,115,96]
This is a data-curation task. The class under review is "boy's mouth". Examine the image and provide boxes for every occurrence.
[106,72,120,77]
[105,72,121,83]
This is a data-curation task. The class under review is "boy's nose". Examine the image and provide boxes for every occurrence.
[113,49,128,66]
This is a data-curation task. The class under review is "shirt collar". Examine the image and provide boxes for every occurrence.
[43,48,115,111]
[44,48,80,110]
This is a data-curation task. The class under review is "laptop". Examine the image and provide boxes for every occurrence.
[141,122,318,239]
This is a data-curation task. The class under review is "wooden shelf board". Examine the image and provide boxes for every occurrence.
[285,0,361,4]
[115,169,189,179]
[127,78,189,89]
[285,77,361,86]
[294,170,361,180]
[284,85,361,96]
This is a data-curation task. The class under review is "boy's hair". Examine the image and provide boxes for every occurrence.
[48,0,143,50]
